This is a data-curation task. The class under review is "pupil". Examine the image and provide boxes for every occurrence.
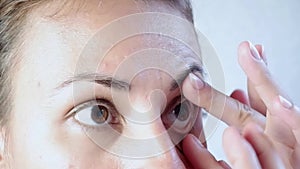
[173,103,189,121]
[173,104,181,117]
[91,105,108,124]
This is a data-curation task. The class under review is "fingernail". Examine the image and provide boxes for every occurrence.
[279,95,293,109]
[248,41,261,61]
[260,44,268,65]
[191,135,204,148]
[189,73,204,90]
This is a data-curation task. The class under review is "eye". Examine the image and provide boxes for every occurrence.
[69,99,121,127]
[161,99,199,133]
[76,104,110,126]
[171,103,190,121]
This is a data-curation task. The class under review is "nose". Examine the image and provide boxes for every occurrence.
[117,116,187,169]
[107,70,189,168]
[108,91,187,168]
[119,150,187,169]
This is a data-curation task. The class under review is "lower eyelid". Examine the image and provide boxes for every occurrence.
[76,118,124,133]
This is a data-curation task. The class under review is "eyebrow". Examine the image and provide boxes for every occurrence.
[56,63,203,91]
[57,74,130,90]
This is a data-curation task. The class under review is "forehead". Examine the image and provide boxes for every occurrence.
[20,0,201,90]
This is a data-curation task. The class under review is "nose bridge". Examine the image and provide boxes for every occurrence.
[110,69,186,167]
[124,79,172,133]
[117,108,186,168]
[117,68,173,126]
[119,82,168,128]
[123,109,167,138]
[114,105,180,161]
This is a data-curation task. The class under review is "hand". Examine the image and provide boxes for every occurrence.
[181,41,300,168]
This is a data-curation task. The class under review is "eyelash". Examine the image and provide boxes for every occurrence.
[66,96,197,133]
[66,98,122,124]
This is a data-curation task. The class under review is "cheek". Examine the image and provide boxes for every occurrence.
[8,112,68,168]
[7,110,121,169]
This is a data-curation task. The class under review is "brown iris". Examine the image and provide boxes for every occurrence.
[91,105,109,124]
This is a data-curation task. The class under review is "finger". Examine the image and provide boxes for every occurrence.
[182,73,265,129]
[267,96,300,143]
[189,109,207,148]
[254,44,267,64]
[264,109,296,168]
[257,95,299,168]
[247,44,267,115]
[238,41,290,110]
[218,161,231,169]
[247,80,267,115]
[182,134,225,169]
[291,145,300,168]
[223,127,261,169]
[243,123,285,169]
[275,96,300,135]
[230,89,250,105]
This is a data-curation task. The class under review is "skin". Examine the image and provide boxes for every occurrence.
[1,0,298,168]
[182,42,300,169]
[2,1,204,169]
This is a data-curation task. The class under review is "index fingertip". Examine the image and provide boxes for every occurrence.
[188,73,205,90]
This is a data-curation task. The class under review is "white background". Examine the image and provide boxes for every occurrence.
[191,0,300,161]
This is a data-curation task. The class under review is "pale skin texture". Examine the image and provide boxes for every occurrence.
[2,1,204,169]
[1,0,299,169]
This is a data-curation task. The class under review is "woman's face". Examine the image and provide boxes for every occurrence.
[6,1,203,168]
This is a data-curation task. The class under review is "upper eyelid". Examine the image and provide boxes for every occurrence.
[64,99,116,119]
[65,92,186,120]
